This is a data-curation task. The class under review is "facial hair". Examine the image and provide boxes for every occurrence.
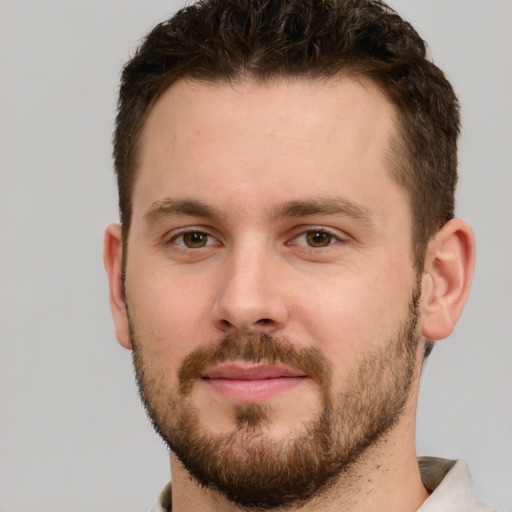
[129,288,421,511]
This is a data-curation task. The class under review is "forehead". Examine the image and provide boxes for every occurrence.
[134,76,403,220]
[141,75,396,152]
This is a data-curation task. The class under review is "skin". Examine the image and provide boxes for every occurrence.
[104,76,475,512]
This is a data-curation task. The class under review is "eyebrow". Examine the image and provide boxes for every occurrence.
[144,198,222,224]
[273,198,374,224]
[144,197,374,225]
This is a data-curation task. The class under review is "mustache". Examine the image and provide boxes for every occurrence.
[178,333,331,395]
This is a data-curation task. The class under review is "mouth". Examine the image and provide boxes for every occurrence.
[200,362,309,403]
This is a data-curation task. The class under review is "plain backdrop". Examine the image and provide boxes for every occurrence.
[0,1,511,511]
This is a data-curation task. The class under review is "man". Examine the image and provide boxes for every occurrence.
[103,0,494,510]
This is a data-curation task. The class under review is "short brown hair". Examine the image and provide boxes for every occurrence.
[114,0,460,269]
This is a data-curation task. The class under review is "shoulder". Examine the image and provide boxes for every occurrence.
[150,481,173,512]
[418,457,497,512]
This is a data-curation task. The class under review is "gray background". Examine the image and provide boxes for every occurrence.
[0,1,510,511]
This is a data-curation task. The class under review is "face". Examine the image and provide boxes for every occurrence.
[118,77,423,508]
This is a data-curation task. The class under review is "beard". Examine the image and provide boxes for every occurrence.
[129,288,421,511]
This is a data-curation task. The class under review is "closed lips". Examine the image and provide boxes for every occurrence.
[201,363,308,380]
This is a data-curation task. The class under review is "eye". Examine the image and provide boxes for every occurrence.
[293,230,339,248]
[305,231,333,247]
[172,231,217,249]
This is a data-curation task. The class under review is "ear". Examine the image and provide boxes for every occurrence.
[103,223,132,350]
[420,219,475,341]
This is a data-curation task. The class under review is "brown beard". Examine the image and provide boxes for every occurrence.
[130,288,421,511]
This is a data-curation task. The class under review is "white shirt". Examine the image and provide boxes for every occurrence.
[418,457,495,511]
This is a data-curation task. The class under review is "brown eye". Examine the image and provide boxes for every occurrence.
[181,231,209,248]
[305,231,333,247]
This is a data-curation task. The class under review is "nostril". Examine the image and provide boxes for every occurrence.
[258,319,272,324]
[219,319,232,328]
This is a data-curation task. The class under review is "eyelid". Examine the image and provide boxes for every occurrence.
[287,226,348,247]
[165,226,221,248]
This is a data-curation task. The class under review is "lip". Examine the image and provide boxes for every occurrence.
[201,362,308,403]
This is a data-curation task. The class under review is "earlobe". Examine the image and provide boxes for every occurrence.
[103,223,132,350]
[420,219,475,341]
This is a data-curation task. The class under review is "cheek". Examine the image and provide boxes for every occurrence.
[126,268,216,367]
[290,264,414,364]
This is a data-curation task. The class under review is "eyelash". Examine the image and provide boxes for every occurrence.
[166,226,345,251]
[289,227,344,249]
[168,229,219,249]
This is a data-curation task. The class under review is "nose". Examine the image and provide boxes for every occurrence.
[211,242,289,335]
